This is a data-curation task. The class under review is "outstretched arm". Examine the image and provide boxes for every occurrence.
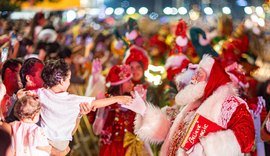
[90,96,132,111]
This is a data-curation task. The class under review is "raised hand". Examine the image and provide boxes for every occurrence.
[92,59,102,84]
[133,84,147,100]
[92,59,102,75]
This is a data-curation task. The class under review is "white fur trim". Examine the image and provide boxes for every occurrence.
[176,148,186,156]
[134,114,143,132]
[200,130,243,156]
[165,55,188,70]
[198,54,215,77]
[134,102,171,144]
[227,72,249,88]
[122,45,150,64]
[175,81,207,106]
[196,83,237,124]
[176,36,188,47]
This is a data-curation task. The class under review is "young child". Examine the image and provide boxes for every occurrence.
[11,95,51,156]
[23,59,132,152]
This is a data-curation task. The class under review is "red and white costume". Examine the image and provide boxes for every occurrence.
[134,55,255,156]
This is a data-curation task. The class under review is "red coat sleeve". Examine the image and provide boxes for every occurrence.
[227,104,255,153]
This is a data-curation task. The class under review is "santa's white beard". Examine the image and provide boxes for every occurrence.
[175,81,207,106]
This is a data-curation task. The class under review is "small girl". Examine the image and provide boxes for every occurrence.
[11,95,51,156]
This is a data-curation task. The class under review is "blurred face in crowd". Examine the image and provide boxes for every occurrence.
[120,79,134,94]
[4,65,22,95]
[130,61,144,82]
[25,63,44,90]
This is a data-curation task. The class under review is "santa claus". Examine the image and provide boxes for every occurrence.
[134,55,255,156]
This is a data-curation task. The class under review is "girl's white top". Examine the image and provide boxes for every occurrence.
[37,88,95,141]
[11,121,50,156]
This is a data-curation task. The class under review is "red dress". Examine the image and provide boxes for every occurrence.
[99,103,136,156]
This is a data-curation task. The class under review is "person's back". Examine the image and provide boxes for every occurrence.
[37,88,94,142]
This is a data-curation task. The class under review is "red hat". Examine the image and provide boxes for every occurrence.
[106,65,133,86]
[123,45,150,70]
[225,62,249,88]
[175,19,187,37]
[201,56,231,101]
[175,19,188,47]
[165,55,190,80]
[149,35,168,54]
[169,19,189,55]
[247,96,265,117]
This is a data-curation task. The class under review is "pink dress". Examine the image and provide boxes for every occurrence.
[11,121,50,156]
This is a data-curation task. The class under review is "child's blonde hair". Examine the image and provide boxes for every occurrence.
[14,95,41,120]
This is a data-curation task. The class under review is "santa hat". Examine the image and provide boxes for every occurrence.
[106,65,133,86]
[198,54,215,77]
[247,96,265,117]
[201,58,231,101]
[175,19,188,47]
[165,55,190,80]
[225,62,249,88]
[169,19,188,55]
[123,45,150,70]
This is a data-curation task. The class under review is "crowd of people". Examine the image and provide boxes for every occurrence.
[0,11,270,156]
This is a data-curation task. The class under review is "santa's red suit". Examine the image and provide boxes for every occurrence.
[134,55,255,156]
